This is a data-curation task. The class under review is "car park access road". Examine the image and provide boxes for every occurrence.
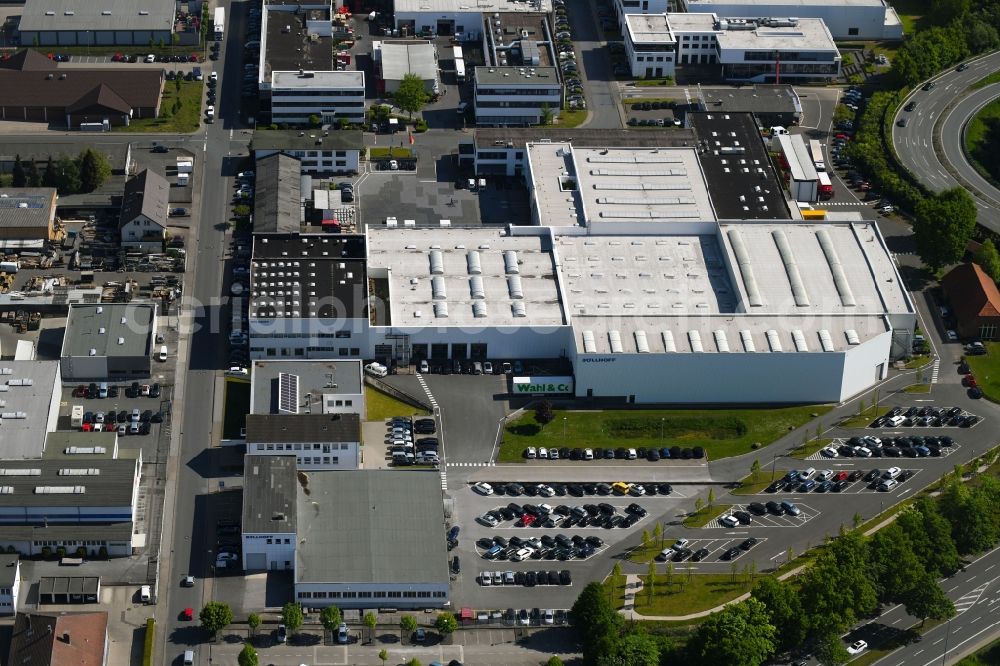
[564,0,623,128]
[891,51,1000,234]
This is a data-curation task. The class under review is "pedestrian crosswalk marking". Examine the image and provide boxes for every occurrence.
[930,359,940,384]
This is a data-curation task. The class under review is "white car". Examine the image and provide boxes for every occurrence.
[584,448,594,460]
[337,622,349,644]
[512,547,534,562]
[419,359,429,373]
[144,54,155,63]
[478,513,500,528]
[548,448,559,460]
[820,446,839,458]
[799,467,816,480]
[538,447,549,459]
[543,609,554,625]
[946,330,958,341]
[626,448,637,460]
[672,538,689,551]
[205,105,215,117]
[472,482,494,496]
[878,479,898,492]
[537,484,556,497]
[483,361,493,374]
[854,446,873,458]
[526,447,537,459]
[817,469,834,482]
[720,515,740,528]
[481,571,492,586]
[209,71,218,82]
[629,484,646,497]
[847,640,868,655]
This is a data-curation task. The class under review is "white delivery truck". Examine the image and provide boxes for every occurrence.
[71,405,84,428]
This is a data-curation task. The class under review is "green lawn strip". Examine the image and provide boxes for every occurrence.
[222,379,250,440]
[623,97,676,106]
[603,573,627,610]
[788,438,835,460]
[556,109,587,128]
[682,504,730,528]
[966,343,1000,402]
[904,383,932,394]
[365,385,429,422]
[498,405,831,463]
[119,80,202,133]
[839,406,880,429]
[634,572,751,616]
[627,541,671,564]
[369,147,414,159]
[731,470,791,493]
[905,354,931,368]
[971,71,1000,90]
[636,78,674,87]
[963,98,1000,186]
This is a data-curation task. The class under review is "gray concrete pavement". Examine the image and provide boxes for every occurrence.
[564,0,622,128]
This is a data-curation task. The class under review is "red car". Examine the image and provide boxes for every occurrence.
[72,385,87,397]
[181,607,194,621]
[833,471,849,482]
[519,513,536,527]
[964,374,978,388]
[81,423,93,432]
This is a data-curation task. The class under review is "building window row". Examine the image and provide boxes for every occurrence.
[298,590,445,599]
[265,538,292,545]
[476,101,559,109]
[476,88,561,96]
[272,90,364,97]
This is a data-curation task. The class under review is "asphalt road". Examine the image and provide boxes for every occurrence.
[891,51,1000,233]
[940,83,1000,210]
[564,0,622,129]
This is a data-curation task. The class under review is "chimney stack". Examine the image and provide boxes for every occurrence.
[63,631,71,644]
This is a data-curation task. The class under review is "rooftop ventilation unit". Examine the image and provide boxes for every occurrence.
[507,274,523,299]
[429,249,444,275]
[661,330,676,352]
[503,250,519,274]
[467,250,482,275]
[608,330,624,353]
[431,276,447,300]
[766,329,783,352]
[511,301,527,317]
[818,329,834,352]
[713,330,730,353]
[433,301,449,318]
[582,330,596,353]
[792,329,808,352]
[845,329,860,345]
[634,330,649,353]
[688,330,703,353]
[472,301,487,318]
[739,330,756,352]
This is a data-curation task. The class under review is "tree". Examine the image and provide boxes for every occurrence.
[571,581,624,665]
[407,659,422,666]
[868,524,925,604]
[540,103,554,126]
[247,612,261,638]
[914,188,977,270]
[546,658,565,666]
[238,644,259,666]
[646,559,657,604]
[435,612,458,635]
[753,577,805,653]
[653,522,663,547]
[975,239,1000,283]
[11,155,25,188]
[897,498,961,577]
[400,614,417,642]
[598,632,661,666]
[53,156,81,194]
[641,528,651,547]
[282,602,304,635]
[798,531,877,635]
[199,601,233,635]
[903,571,956,625]
[687,598,776,666]
[233,204,252,218]
[320,606,342,634]
[812,628,851,666]
[42,156,56,188]
[378,649,388,665]
[535,399,555,424]
[707,488,715,507]
[395,73,429,118]
[309,114,322,127]
[25,160,40,187]
[750,459,761,483]
[853,512,863,529]
[363,611,378,643]
[939,481,998,554]
[78,148,111,192]
[694,497,704,513]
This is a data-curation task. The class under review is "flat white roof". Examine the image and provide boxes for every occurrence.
[271,70,365,89]
[367,228,565,327]
[720,222,911,314]
[380,42,438,82]
[715,18,838,52]
[573,313,889,354]
[394,0,552,13]
[625,13,675,44]
[555,233,737,316]
[778,133,818,182]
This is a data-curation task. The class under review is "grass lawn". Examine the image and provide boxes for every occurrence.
[972,72,1000,90]
[119,80,202,134]
[964,98,1000,185]
[604,572,627,609]
[623,97,676,106]
[369,147,414,159]
[628,542,668,564]
[731,470,791,494]
[222,379,250,440]
[789,438,833,460]
[498,405,830,463]
[905,354,931,369]
[556,109,587,128]
[636,78,674,87]
[365,386,429,422]
[840,405,879,429]
[904,383,932,394]
[634,572,750,616]
[966,343,1000,402]
[682,504,730,528]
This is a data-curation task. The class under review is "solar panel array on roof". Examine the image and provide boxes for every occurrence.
[278,372,299,415]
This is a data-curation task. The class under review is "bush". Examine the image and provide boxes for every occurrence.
[535,400,555,424]
[414,119,429,133]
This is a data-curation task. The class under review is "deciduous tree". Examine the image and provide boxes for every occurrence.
[571,581,623,665]
[434,612,457,635]
[199,602,233,635]
[753,577,806,653]
[394,73,429,118]
[78,148,111,192]
[687,598,776,666]
[975,240,1000,283]
[914,188,977,270]
[320,606,341,633]
[281,602,304,635]
[903,571,956,625]
[238,644,258,666]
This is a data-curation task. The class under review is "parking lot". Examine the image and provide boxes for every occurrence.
[754,468,924,497]
[802,436,962,461]
[704,503,820,529]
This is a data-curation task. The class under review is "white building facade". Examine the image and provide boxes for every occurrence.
[474,67,562,126]
[680,0,904,40]
[270,71,365,125]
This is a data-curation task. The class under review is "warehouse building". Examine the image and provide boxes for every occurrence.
[253,154,302,234]
[392,0,550,37]
[0,361,62,460]
[376,41,439,94]
[60,303,157,380]
[0,50,162,127]
[18,0,174,46]
[241,455,296,572]
[0,188,57,249]
[679,0,904,40]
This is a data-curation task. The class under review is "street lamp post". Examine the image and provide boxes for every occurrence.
[660,418,665,444]
[940,617,952,666]
[562,417,567,447]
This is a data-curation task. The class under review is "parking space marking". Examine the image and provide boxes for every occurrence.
[804,437,962,461]
[656,537,769,563]
[699,504,819,529]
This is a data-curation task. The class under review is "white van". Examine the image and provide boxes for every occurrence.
[365,362,388,378]
[157,345,168,361]
[887,415,906,427]
[183,650,195,665]
[140,585,151,602]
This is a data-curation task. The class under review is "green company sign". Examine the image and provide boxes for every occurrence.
[513,377,574,394]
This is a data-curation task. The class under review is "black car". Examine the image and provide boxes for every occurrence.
[559,570,572,585]
[152,145,169,153]
[740,538,758,551]
[748,502,767,515]
[734,510,752,524]
[625,503,647,517]
[765,501,783,515]
[673,548,693,562]
[585,536,604,547]
[691,548,710,562]
[722,547,743,560]
[864,469,881,482]
[657,483,673,495]
[766,479,787,493]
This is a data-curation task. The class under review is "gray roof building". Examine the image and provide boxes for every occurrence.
[250,359,363,414]
[0,360,60,460]
[380,42,438,83]
[62,303,155,359]
[42,432,119,460]
[295,471,448,585]
[0,554,19,589]
[0,458,138,512]
[253,154,301,234]
[19,0,174,37]
[0,141,131,175]
[242,455,297,534]
[119,168,168,232]
[252,130,364,153]
[245,413,360,444]
[0,188,56,244]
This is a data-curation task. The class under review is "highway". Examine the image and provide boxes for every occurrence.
[891,51,1000,233]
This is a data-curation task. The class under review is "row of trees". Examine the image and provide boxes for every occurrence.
[571,474,1000,666]
[10,149,112,195]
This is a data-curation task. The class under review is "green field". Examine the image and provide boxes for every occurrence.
[365,386,429,422]
[634,572,750,617]
[118,80,203,134]
[498,405,830,462]
[966,343,1000,402]
[964,98,1000,186]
